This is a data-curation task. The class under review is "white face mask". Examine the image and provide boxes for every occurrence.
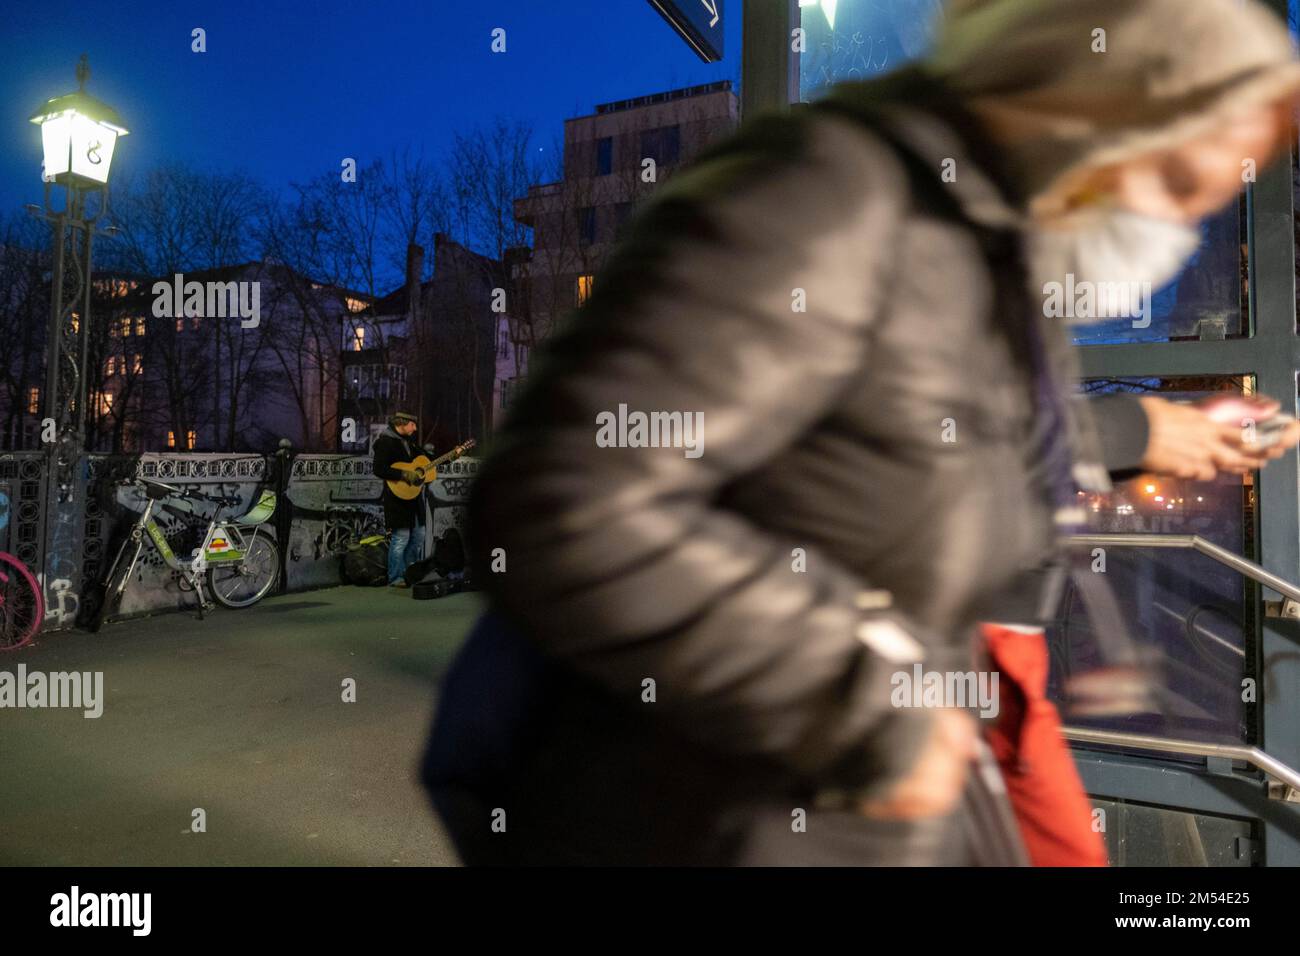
[1025,207,1203,323]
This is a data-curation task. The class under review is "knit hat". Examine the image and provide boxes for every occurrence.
[922,0,1300,207]
[389,412,417,428]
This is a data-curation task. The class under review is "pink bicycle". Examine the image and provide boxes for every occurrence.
[0,551,44,650]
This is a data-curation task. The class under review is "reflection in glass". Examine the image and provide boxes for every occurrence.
[1049,377,1257,745]
[1070,204,1246,345]
[798,0,943,100]
[797,0,1248,345]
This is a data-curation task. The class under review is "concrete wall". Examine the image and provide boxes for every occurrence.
[22,450,481,628]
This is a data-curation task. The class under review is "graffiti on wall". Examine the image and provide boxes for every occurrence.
[6,448,481,631]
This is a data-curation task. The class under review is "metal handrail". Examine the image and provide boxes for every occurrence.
[1064,533,1300,797]
[1061,726,1300,794]
[1069,533,1300,604]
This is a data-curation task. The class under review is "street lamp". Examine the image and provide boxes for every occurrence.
[30,68,128,186]
[28,54,127,622]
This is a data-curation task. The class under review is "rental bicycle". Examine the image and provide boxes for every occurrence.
[88,476,280,632]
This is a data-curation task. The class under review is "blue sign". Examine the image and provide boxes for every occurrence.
[647,0,724,62]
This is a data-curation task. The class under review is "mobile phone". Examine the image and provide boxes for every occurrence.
[1250,414,1295,450]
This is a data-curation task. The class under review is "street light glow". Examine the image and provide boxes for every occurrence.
[29,66,128,187]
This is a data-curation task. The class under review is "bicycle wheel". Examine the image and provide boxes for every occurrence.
[88,537,141,634]
[209,532,280,609]
[0,552,44,650]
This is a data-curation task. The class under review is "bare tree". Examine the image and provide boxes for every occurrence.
[0,212,52,450]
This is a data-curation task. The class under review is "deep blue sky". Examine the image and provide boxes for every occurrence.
[2,0,742,216]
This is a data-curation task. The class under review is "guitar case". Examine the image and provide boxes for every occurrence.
[406,527,469,599]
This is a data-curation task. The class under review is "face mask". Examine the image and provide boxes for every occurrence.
[1025,206,1203,324]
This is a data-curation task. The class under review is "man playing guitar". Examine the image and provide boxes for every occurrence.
[371,412,426,587]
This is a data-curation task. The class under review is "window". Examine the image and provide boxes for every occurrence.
[105,356,118,376]
[131,354,143,375]
[169,429,197,450]
[596,136,613,176]
[27,387,39,415]
[352,327,366,351]
[640,125,681,168]
[1058,375,1257,744]
[118,317,132,337]
[579,207,597,246]
[499,328,511,357]
[799,0,942,102]
[577,274,595,306]
[91,391,113,415]
[176,318,184,333]
[134,316,146,337]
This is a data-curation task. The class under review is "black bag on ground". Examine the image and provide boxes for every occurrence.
[344,534,389,586]
[403,528,467,586]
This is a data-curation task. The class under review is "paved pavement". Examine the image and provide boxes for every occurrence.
[0,586,479,865]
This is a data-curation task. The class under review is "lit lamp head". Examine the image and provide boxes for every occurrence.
[29,58,128,187]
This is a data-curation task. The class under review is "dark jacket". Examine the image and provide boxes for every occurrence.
[426,74,1139,865]
[372,428,422,529]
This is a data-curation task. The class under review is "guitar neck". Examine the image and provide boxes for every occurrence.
[428,444,469,468]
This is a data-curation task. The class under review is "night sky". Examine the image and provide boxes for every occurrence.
[1,0,742,219]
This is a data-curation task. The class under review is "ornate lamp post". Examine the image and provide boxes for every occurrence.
[28,54,127,621]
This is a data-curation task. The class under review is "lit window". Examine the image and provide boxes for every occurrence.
[132,354,143,375]
[135,317,146,336]
[577,274,595,306]
[92,391,114,415]
[346,297,367,313]
[186,430,196,450]
[118,317,132,337]
[176,318,184,332]
[167,430,176,448]
[353,327,365,351]
[105,356,117,376]
[27,387,39,414]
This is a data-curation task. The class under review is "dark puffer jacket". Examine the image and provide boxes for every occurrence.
[427,73,1141,865]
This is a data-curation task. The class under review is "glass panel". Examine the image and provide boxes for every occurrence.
[797,0,944,100]
[1069,201,1247,345]
[797,0,1248,343]
[1091,799,1256,867]
[1048,376,1258,745]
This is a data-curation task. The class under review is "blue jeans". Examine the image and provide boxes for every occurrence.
[388,522,425,584]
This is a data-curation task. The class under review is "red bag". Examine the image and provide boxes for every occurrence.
[980,623,1108,867]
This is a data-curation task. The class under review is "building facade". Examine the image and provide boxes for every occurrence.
[498,80,740,421]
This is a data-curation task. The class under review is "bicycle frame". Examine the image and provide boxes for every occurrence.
[117,490,273,613]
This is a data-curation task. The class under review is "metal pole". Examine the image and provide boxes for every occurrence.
[38,181,93,628]
[42,212,66,434]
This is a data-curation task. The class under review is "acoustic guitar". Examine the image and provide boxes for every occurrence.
[386,440,477,500]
